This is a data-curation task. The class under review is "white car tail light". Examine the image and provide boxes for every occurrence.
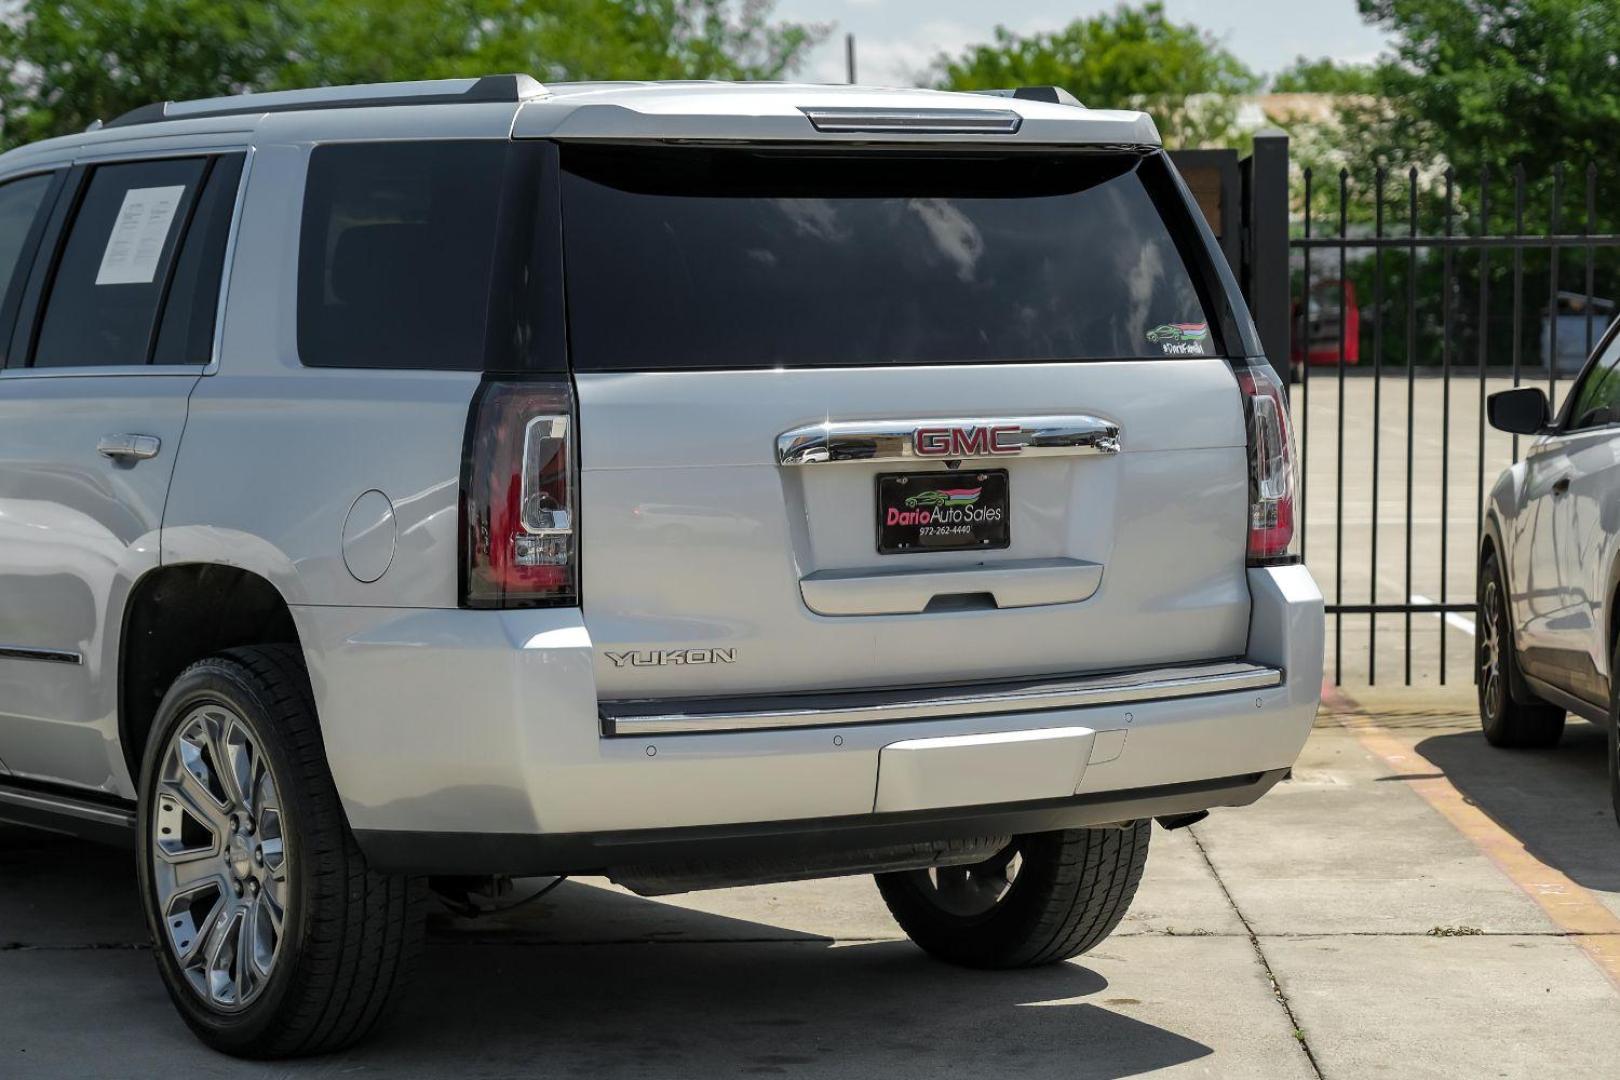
[461,378,578,607]
[1234,362,1298,565]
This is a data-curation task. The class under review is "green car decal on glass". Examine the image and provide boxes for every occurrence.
[904,487,982,509]
[1146,321,1210,344]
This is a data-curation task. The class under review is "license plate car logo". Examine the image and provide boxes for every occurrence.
[877,470,1010,554]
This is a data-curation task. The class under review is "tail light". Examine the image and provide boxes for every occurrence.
[461,378,578,607]
[1234,362,1298,565]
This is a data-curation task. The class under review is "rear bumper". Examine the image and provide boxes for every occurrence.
[356,769,1288,877]
[294,564,1322,871]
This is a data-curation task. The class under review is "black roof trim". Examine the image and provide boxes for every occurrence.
[969,86,1085,108]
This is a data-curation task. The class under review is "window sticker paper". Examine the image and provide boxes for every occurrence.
[95,185,185,285]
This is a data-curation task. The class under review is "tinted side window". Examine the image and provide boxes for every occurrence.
[298,141,506,370]
[1569,333,1620,430]
[33,158,206,367]
[152,154,245,365]
[0,174,54,316]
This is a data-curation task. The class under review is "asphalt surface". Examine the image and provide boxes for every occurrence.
[5,687,1620,1078]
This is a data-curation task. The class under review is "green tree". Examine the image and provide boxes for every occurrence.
[1353,0,1620,184]
[282,0,826,87]
[1270,56,1377,95]
[0,0,827,148]
[929,3,1260,148]
[0,0,291,146]
[1340,0,1620,373]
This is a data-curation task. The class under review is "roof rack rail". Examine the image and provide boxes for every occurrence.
[969,86,1084,108]
[104,73,546,129]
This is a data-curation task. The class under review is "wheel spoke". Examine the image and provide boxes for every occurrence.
[214,715,253,813]
[169,888,227,967]
[261,887,285,938]
[922,845,1023,918]
[234,907,254,1001]
[168,858,231,893]
[204,903,242,1005]
[165,764,230,835]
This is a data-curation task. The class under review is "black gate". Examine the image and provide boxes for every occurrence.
[1292,161,1620,685]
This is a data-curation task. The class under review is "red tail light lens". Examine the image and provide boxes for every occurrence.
[461,378,578,608]
[1234,362,1298,565]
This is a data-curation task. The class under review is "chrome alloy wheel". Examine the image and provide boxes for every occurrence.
[1481,577,1504,719]
[150,705,289,1012]
[914,845,1024,918]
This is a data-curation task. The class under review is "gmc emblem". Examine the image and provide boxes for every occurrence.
[914,424,1022,458]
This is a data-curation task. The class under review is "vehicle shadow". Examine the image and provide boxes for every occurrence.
[358,880,1213,1079]
[0,829,1214,1078]
[1415,720,1620,894]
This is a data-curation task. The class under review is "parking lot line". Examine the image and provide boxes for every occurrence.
[1323,684,1620,992]
[1408,592,1476,637]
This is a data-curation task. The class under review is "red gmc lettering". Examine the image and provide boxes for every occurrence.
[989,425,1021,454]
[914,425,1023,458]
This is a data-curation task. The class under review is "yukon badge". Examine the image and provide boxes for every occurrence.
[606,648,738,668]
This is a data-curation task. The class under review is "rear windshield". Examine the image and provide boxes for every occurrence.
[561,147,1219,371]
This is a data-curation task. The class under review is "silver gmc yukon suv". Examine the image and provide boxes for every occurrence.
[0,75,1323,1056]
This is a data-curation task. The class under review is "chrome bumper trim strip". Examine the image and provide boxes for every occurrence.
[602,660,1282,736]
[776,414,1120,466]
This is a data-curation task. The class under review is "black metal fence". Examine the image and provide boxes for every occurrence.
[1293,161,1620,685]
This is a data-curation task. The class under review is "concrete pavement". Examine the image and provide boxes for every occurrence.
[5,690,1620,1077]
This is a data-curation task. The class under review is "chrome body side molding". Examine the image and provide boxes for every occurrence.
[776,415,1121,466]
[0,644,83,665]
[601,660,1281,736]
[0,780,137,845]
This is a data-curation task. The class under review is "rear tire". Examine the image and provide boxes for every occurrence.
[875,823,1149,969]
[1478,551,1564,749]
[135,645,426,1058]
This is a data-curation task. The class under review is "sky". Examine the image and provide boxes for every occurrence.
[773,0,1394,89]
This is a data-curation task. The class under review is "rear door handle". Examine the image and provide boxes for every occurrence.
[1552,476,1571,495]
[97,434,161,461]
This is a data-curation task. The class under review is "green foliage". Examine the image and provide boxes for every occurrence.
[928,2,1259,148]
[0,0,290,145]
[1353,0,1620,185]
[0,0,827,148]
[1290,0,1620,374]
[1270,56,1377,95]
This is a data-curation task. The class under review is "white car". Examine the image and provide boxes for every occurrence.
[0,75,1323,1056]
[1483,321,1620,823]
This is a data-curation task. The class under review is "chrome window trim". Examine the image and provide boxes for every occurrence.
[0,644,83,665]
[776,414,1121,466]
[0,364,208,380]
[69,140,255,167]
[205,145,254,375]
[601,660,1281,736]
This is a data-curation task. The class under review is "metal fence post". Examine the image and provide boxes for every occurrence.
[1244,129,1291,391]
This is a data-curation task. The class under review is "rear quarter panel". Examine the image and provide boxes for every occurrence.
[161,143,477,609]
